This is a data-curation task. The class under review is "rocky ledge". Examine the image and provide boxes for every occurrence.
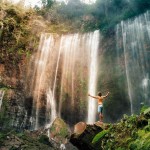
[70,107,150,150]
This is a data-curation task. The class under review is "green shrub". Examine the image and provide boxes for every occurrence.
[38,135,51,146]
[141,105,149,113]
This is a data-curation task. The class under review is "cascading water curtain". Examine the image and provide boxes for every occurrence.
[27,31,100,129]
[116,11,150,114]
[0,90,5,110]
[87,30,100,124]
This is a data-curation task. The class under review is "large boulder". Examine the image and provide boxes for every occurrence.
[70,122,103,150]
[49,117,71,144]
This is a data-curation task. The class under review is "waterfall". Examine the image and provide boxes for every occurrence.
[28,31,100,128]
[87,30,100,123]
[116,11,150,114]
[0,90,5,110]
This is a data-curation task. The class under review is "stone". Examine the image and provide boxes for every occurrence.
[74,122,86,135]
[70,123,103,150]
[50,117,71,144]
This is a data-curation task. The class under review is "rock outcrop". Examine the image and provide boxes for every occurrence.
[70,122,104,150]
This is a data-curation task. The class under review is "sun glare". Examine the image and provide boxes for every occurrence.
[82,0,96,4]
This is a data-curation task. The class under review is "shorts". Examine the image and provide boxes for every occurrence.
[98,105,103,113]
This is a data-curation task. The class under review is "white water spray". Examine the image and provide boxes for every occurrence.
[28,31,100,129]
[116,11,150,113]
[87,30,100,123]
[0,90,5,110]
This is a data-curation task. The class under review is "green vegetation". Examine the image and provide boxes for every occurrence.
[0,130,54,149]
[41,0,54,9]
[129,130,150,150]
[0,2,40,66]
[1,0,150,63]
[92,130,109,144]
[91,107,150,149]
[50,117,70,139]
[38,134,52,146]
[37,0,150,35]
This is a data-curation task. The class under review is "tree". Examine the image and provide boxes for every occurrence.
[41,0,54,9]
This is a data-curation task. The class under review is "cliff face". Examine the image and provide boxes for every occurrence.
[0,3,48,130]
[96,34,131,123]
[0,55,28,130]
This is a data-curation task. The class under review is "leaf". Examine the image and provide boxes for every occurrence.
[92,130,109,144]
[144,107,150,115]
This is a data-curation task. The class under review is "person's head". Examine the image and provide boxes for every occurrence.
[98,92,102,96]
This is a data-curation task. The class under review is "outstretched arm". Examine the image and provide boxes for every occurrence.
[88,94,99,99]
[102,92,110,98]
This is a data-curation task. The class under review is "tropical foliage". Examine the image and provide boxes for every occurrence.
[37,0,150,34]
[92,107,150,149]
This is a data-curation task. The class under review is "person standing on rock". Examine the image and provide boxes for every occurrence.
[88,92,110,122]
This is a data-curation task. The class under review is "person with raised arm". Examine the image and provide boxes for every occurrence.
[88,91,110,122]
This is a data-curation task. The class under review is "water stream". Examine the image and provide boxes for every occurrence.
[0,90,5,110]
[28,31,100,128]
[116,11,150,114]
